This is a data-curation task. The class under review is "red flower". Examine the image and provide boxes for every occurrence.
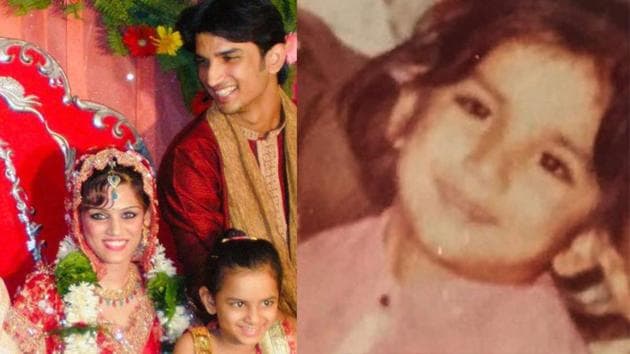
[190,90,213,116]
[122,25,158,57]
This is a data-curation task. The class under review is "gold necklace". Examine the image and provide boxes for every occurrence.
[95,267,141,307]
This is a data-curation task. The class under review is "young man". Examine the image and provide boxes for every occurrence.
[158,0,296,317]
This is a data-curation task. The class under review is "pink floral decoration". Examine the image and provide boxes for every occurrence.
[285,32,298,65]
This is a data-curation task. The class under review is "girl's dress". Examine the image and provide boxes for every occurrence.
[188,319,296,354]
[299,210,589,354]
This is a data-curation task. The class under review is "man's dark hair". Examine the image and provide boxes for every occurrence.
[177,0,289,83]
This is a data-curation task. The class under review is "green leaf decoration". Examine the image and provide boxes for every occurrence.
[147,272,184,321]
[93,0,134,26]
[176,68,203,110]
[103,21,128,56]
[7,0,296,109]
[51,324,99,338]
[271,0,297,33]
[63,2,84,19]
[129,0,189,27]
[55,251,97,296]
[7,0,52,16]
[283,66,296,98]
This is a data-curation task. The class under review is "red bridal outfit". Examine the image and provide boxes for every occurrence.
[5,149,188,353]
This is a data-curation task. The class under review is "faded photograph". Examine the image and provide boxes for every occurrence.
[298,0,630,353]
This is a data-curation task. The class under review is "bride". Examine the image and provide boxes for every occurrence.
[5,148,189,353]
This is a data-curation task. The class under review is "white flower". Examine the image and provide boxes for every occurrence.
[63,282,99,324]
[158,306,191,342]
[148,244,177,278]
[63,332,98,354]
[55,235,77,263]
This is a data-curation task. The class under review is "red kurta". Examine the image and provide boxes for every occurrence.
[158,114,287,288]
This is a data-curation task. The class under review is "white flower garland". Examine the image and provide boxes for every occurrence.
[63,282,99,324]
[55,236,190,352]
[157,305,190,342]
[147,244,177,278]
[63,333,99,354]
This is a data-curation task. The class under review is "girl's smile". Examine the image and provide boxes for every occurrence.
[205,265,279,349]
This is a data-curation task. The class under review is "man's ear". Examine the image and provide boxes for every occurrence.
[199,286,217,315]
[264,43,287,74]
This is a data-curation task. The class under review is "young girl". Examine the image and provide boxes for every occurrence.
[299,0,628,353]
[174,229,296,354]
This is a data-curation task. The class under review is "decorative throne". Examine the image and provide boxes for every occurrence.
[0,37,147,296]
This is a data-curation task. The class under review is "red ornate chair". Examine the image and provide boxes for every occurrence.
[0,37,146,296]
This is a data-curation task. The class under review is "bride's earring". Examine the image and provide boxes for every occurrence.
[141,227,149,248]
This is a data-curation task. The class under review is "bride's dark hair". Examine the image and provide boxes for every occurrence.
[79,163,150,211]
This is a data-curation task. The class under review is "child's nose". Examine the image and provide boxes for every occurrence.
[463,131,513,191]
[245,307,260,323]
[466,147,510,189]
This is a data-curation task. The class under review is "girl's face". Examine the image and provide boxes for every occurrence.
[210,266,279,348]
[80,183,147,266]
[395,40,609,282]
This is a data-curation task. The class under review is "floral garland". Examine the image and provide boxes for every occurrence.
[53,235,190,352]
[6,0,298,111]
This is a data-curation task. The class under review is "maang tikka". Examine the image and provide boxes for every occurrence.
[106,160,121,201]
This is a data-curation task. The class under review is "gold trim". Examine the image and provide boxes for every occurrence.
[206,89,297,316]
[190,326,213,354]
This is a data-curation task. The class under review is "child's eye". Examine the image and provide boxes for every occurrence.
[122,211,138,219]
[540,152,574,184]
[454,94,491,120]
[89,212,107,220]
[262,299,275,307]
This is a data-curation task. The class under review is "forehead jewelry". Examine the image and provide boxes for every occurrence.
[106,161,121,201]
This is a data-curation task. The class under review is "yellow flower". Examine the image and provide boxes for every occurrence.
[154,26,183,56]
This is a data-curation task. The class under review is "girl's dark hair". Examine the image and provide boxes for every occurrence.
[343,0,629,244]
[176,0,289,84]
[205,229,283,295]
[79,164,150,211]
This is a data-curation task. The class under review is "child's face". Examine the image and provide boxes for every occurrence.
[212,266,279,347]
[395,40,609,282]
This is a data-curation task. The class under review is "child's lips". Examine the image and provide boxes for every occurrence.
[238,322,264,338]
[435,177,499,225]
